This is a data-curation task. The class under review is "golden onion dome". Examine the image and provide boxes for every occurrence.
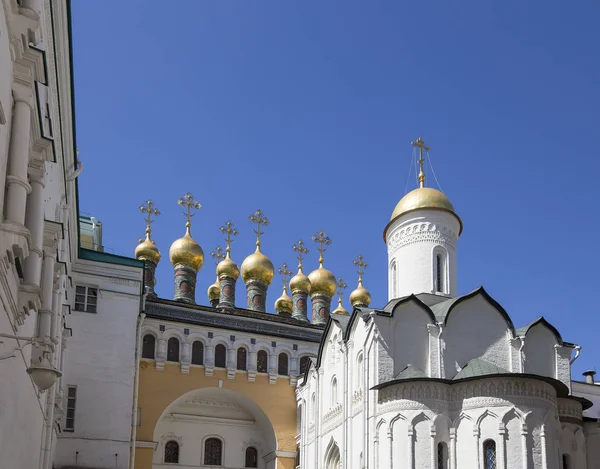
[274,288,293,315]
[207,277,220,302]
[331,299,349,316]
[384,187,462,239]
[217,254,240,281]
[308,264,336,297]
[135,234,161,265]
[241,246,274,285]
[289,267,311,295]
[350,280,371,308]
[169,227,204,271]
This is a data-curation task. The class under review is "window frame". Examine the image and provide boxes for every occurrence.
[244,445,259,468]
[203,436,224,466]
[74,285,98,313]
[214,344,227,368]
[257,349,268,373]
[482,439,496,469]
[141,333,156,360]
[277,352,289,376]
[191,340,204,366]
[65,385,77,432]
[237,346,247,371]
[166,337,180,362]
[299,355,311,376]
[164,440,180,464]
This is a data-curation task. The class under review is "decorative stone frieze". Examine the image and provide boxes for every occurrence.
[387,221,458,256]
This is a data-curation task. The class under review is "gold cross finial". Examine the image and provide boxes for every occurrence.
[411,137,430,188]
[177,192,201,231]
[353,254,368,282]
[312,231,332,266]
[292,240,309,270]
[278,263,293,291]
[138,200,160,239]
[220,220,239,256]
[210,246,225,265]
[336,277,347,302]
[249,209,269,247]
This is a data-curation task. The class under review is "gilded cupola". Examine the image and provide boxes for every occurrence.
[331,277,349,316]
[169,225,204,271]
[135,200,161,265]
[308,231,336,297]
[208,246,225,307]
[274,264,293,315]
[290,240,311,294]
[349,254,371,307]
[240,210,274,285]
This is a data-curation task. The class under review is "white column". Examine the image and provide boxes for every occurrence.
[37,252,55,340]
[540,426,548,469]
[23,177,44,286]
[449,428,457,469]
[5,99,32,226]
[474,429,481,469]
[387,430,393,469]
[407,426,414,469]
[249,351,257,370]
[227,347,236,368]
[497,425,507,469]
[205,345,214,366]
[521,424,529,469]
[430,430,437,469]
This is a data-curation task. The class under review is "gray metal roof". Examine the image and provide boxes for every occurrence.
[453,358,509,380]
[394,364,427,379]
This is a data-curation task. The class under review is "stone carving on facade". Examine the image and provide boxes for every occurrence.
[387,221,458,256]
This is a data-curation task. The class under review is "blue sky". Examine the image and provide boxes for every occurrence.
[71,1,599,377]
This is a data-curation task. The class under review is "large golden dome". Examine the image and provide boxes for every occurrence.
[289,267,311,294]
[308,265,336,297]
[135,234,161,265]
[217,254,240,280]
[169,228,204,271]
[384,187,462,239]
[241,247,274,285]
[350,280,371,307]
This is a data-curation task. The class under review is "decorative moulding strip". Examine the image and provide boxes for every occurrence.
[169,413,255,426]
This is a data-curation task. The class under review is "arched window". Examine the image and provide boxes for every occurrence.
[356,353,363,390]
[437,442,448,469]
[483,439,496,469]
[237,347,247,371]
[331,376,338,406]
[245,446,258,468]
[214,344,227,368]
[257,350,268,373]
[563,454,570,469]
[164,440,179,463]
[141,334,155,359]
[204,437,223,466]
[167,337,180,362]
[299,356,311,375]
[278,352,288,375]
[191,341,204,365]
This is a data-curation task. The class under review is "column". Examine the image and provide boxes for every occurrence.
[204,345,214,376]
[474,429,480,469]
[449,428,457,469]
[407,427,414,469]
[387,429,393,469]
[498,424,507,469]
[37,252,55,340]
[521,424,529,469]
[181,342,190,374]
[5,98,32,226]
[430,430,437,469]
[23,176,44,286]
[540,425,548,469]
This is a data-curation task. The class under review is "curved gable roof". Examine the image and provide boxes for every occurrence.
[384,294,437,323]
[516,317,563,344]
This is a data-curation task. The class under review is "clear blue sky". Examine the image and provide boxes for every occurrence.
[71,1,600,377]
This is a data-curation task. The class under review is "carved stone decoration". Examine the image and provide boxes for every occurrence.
[387,221,458,257]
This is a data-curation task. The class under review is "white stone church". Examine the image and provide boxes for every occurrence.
[296,143,600,469]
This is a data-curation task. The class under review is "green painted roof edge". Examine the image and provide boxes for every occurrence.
[79,248,144,268]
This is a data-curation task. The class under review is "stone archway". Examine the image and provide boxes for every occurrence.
[152,387,277,469]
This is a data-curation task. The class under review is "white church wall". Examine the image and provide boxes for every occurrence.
[583,421,600,469]
[0,4,13,191]
[523,323,558,378]
[443,294,512,378]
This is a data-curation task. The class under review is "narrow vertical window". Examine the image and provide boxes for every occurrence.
[245,446,258,468]
[437,442,448,469]
[142,334,155,359]
[562,454,570,469]
[257,350,268,373]
[483,439,496,469]
[214,344,227,368]
[436,253,444,293]
[278,352,288,375]
[237,347,247,370]
[164,440,179,463]
[299,356,311,375]
[191,341,204,365]
[204,438,223,465]
[167,337,180,362]
[392,262,397,297]
[65,386,77,431]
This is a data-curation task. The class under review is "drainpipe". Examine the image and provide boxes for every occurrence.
[129,312,145,469]
[569,345,582,365]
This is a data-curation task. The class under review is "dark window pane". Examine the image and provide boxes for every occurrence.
[164,441,179,463]
[215,344,227,368]
[299,356,310,375]
[86,304,96,313]
[76,286,86,294]
[257,350,268,373]
[66,418,74,429]
[192,341,204,365]
[67,387,76,398]
[483,440,496,469]
[142,335,155,359]
[237,347,247,371]
[278,352,288,375]
[66,409,75,418]
[437,442,447,469]
[245,446,258,468]
[167,338,180,362]
[204,438,222,465]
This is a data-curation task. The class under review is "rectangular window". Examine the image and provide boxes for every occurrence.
[65,386,77,431]
[75,286,98,313]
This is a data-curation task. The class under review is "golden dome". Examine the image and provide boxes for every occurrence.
[217,254,240,280]
[169,228,204,271]
[274,288,293,315]
[207,277,220,301]
[331,299,349,316]
[384,187,462,239]
[308,264,336,297]
[350,280,371,307]
[241,246,274,285]
[289,267,311,294]
[135,234,161,265]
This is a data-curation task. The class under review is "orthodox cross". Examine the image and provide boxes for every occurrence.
[292,240,309,269]
[220,220,238,255]
[249,209,269,247]
[278,263,293,291]
[411,137,430,188]
[312,231,332,265]
[138,200,160,239]
[210,246,225,265]
[336,277,347,302]
[353,254,368,282]
[177,192,201,229]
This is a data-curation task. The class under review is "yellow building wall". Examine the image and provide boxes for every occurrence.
[135,361,298,469]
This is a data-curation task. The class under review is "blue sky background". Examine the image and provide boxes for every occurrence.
[71,1,599,377]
